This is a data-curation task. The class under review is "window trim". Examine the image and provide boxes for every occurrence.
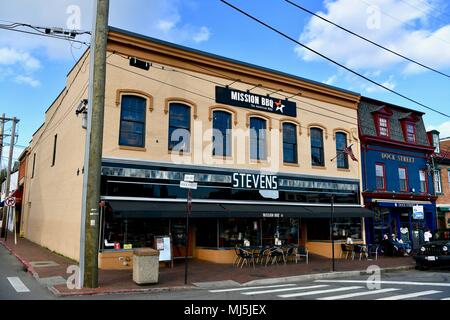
[310,127,325,167]
[249,116,268,161]
[401,121,417,144]
[31,153,36,179]
[212,109,232,157]
[209,105,238,126]
[419,169,429,194]
[168,102,192,152]
[398,166,408,192]
[51,134,57,167]
[115,89,153,112]
[335,131,349,169]
[282,122,298,164]
[165,97,198,119]
[375,163,386,191]
[118,95,147,148]
[377,116,390,138]
[434,169,442,194]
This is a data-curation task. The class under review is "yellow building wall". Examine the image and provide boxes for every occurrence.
[21,52,90,261]
[22,31,364,263]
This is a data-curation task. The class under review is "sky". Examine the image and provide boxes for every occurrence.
[1,0,450,166]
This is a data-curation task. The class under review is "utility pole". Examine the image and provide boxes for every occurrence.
[330,194,335,272]
[1,117,18,240]
[79,0,109,288]
[0,113,5,169]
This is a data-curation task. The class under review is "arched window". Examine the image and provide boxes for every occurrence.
[310,128,324,166]
[168,103,191,152]
[212,110,232,157]
[250,117,267,161]
[283,123,297,164]
[335,132,349,169]
[119,95,146,147]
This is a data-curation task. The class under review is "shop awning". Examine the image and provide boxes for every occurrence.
[106,200,373,219]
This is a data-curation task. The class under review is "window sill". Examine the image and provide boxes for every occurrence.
[168,150,192,156]
[337,168,350,172]
[250,159,269,164]
[212,155,233,161]
[312,165,326,170]
[119,145,146,152]
[284,162,300,167]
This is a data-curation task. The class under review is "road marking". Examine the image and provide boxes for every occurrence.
[242,285,329,295]
[209,284,295,293]
[7,277,30,293]
[278,286,363,298]
[441,297,450,300]
[316,279,450,287]
[377,290,441,300]
[318,288,400,300]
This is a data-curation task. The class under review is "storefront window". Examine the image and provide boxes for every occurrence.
[262,218,299,246]
[219,218,260,247]
[306,218,362,241]
[102,205,169,250]
[195,218,218,247]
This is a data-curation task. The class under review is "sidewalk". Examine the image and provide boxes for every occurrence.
[0,236,415,297]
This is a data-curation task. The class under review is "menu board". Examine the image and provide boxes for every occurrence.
[155,235,172,262]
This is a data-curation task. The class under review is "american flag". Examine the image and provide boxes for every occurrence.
[343,144,358,162]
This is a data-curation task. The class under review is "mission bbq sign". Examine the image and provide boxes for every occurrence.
[215,86,297,117]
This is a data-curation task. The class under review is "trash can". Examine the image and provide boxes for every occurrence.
[133,248,160,284]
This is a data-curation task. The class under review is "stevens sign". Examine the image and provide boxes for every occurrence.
[232,173,278,190]
[215,86,297,117]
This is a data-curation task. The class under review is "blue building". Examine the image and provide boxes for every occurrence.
[359,97,437,249]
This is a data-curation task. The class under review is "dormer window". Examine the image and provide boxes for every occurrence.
[379,117,389,137]
[400,113,420,144]
[406,123,416,143]
[432,132,440,154]
[372,105,393,138]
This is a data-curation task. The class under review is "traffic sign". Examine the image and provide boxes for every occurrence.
[5,197,16,207]
[180,181,198,190]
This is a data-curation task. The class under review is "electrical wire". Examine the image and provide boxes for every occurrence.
[218,0,449,118]
[283,0,450,79]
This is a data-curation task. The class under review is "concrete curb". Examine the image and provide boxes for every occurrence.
[0,240,40,280]
[242,265,415,286]
[49,284,197,297]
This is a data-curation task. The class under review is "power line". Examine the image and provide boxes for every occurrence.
[283,0,450,79]
[218,0,450,118]
[398,0,450,25]
[0,25,90,46]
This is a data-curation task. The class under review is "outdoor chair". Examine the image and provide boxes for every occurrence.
[238,247,255,268]
[285,246,297,263]
[367,244,380,261]
[233,246,242,267]
[340,243,352,259]
[265,247,286,266]
[352,244,368,260]
[296,246,309,264]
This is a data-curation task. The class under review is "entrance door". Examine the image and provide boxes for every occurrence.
[171,218,194,258]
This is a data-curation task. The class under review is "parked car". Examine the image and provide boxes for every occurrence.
[414,240,450,269]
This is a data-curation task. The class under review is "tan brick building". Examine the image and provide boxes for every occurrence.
[20,27,371,268]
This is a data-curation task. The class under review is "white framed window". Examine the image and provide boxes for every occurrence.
[419,170,427,193]
[379,117,389,137]
[433,133,440,154]
[434,169,442,193]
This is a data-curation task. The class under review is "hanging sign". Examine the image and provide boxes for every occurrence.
[413,205,424,220]
[215,86,297,117]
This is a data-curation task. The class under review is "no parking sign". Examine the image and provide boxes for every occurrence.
[5,197,16,207]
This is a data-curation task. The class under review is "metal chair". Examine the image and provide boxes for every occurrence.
[367,244,380,261]
[296,246,309,264]
[238,247,255,268]
[265,247,285,266]
[352,244,368,260]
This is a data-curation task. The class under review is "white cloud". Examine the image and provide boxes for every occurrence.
[323,74,337,85]
[14,75,40,87]
[295,0,450,75]
[192,26,210,43]
[156,19,178,33]
[427,121,450,139]
[364,75,396,93]
[0,48,41,72]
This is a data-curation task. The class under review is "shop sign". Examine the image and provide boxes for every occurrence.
[413,205,424,219]
[215,86,297,117]
[381,153,415,163]
[180,181,198,189]
[232,172,278,190]
[262,213,284,218]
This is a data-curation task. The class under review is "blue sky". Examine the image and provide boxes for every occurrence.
[1,0,450,165]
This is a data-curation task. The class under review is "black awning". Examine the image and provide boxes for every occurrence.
[107,200,373,218]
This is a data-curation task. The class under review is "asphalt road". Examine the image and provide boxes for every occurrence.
[0,245,55,300]
[67,268,450,301]
[1,243,449,301]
